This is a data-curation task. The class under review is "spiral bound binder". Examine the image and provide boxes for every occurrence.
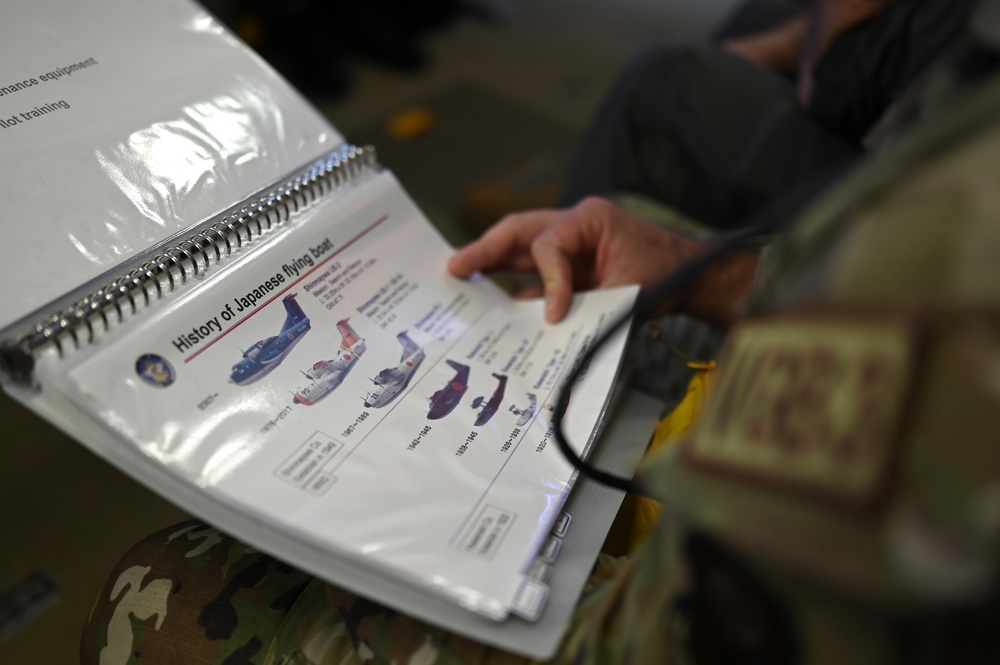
[0,143,377,383]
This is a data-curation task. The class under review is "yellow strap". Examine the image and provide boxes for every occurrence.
[631,363,715,549]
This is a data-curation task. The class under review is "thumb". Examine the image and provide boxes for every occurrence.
[531,234,575,324]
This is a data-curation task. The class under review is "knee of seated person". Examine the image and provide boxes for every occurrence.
[616,44,701,92]
[80,520,314,665]
[614,43,764,117]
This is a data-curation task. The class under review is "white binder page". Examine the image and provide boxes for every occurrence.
[48,171,637,620]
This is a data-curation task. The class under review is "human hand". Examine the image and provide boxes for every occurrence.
[447,197,741,323]
[724,15,808,76]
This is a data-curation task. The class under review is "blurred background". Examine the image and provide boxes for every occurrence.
[0,1,743,662]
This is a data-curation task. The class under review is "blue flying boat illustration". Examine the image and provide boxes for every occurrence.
[427,360,470,420]
[363,331,425,408]
[293,319,367,405]
[230,293,311,385]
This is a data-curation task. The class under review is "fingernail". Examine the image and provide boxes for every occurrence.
[544,299,557,324]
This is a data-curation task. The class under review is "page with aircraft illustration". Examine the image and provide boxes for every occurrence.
[43,170,636,621]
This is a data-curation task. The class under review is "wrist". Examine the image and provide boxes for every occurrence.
[678,250,760,328]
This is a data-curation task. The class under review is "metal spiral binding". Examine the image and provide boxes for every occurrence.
[0,143,377,382]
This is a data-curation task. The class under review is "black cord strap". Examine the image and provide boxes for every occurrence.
[551,228,769,498]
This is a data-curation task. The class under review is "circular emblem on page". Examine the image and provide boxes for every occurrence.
[136,354,176,388]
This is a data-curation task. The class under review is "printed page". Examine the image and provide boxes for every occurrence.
[51,171,636,620]
[0,0,340,332]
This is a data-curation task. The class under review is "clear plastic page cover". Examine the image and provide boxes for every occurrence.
[43,172,636,620]
[0,0,339,331]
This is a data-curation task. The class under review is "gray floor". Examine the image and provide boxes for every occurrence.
[0,1,740,662]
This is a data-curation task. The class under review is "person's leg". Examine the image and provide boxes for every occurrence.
[559,44,862,229]
[80,520,327,664]
[81,520,534,664]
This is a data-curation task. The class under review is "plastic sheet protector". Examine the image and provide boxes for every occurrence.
[44,171,637,620]
[0,0,338,333]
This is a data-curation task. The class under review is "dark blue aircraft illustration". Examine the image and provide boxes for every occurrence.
[230,293,311,385]
[363,331,425,408]
[427,360,470,420]
[292,319,366,406]
[472,373,507,426]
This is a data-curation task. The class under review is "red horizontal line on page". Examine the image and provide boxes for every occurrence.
[183,214,389,363]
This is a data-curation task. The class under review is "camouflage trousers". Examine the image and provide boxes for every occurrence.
[79,515,693,665]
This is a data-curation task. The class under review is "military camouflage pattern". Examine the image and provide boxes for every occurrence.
[80,517,675,664]
[80,520,315,664]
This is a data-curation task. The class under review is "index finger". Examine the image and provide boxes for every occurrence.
[447,209,562,278]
